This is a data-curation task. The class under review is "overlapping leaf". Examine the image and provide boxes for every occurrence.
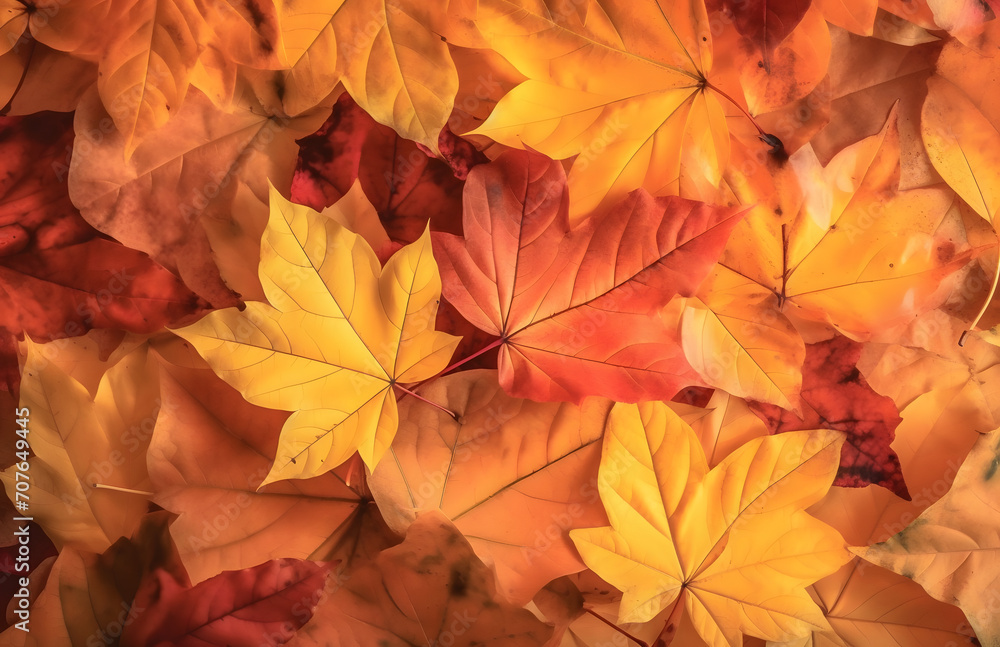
[723,0,810,72]
[453,0,729,218]
[0,0,998,645]
[434,150,744,403]
[570,402,850,647]
[286,511,553,646]
[0,112,208,340]
[369,370,612,604]
[718,106,971,341]
[291,93,467,246]
[122,557,334,646]
[0,340,159,553]
[851,427,1000,645]
[750,335,910,498]
[173,186,460,482]
[68,87,332,306]
[147,356,391,583]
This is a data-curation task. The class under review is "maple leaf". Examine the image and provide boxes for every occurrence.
[570,402,850,647]
[0,112,208,340]
[730,5,831,118]
[851,426,1000,645]
[433,149,745,403]
[233,0,460,148]
[453,0,730,218]
[668,389,769,466]
[681,268,806,410]
[786,528,977,646]
[0,239,211,341]
[0,511,189,647]
[749,335,910,498]
[369,370,612,604]
[68,86,332,307]
[722,0,810,73]
[95,0,206,158]
[787,321,984,646]
[809,29,942,191]
[286,510,553,646]
[860,311,1000,433]
[121,558,334,646]
[330,0,459,151]
[172,186,460,483]
[717,105,970,341]
[148,355,398,582]
[291,93,466,246]
[0,340,160,553]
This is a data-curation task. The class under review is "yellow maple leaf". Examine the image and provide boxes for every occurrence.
[714,105,970,341]
[0,340,159,554]
[463,0,728,219]
[172,185,460,484]
[570,402,850,647]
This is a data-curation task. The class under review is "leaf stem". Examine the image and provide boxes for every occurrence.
[704,80,764,136]
[704,79,784,154]
[401,336,505,395]
[960,253,1000,347]
[583,608,649,647]
[91,483,154,497]
[0,36,34,116]
[393,383,459,419]
[441,337,504,376]
[656,588,687,647]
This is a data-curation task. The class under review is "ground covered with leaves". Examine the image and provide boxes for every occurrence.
[0,0,997,645]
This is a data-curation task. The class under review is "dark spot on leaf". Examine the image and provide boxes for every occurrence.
[701,36,707,41]
[670,385,714,407]
[838,367,861,385]
[774,206,783,216]
[757,60,764,68]
[984,454,1000,481]
[274,74,286,102]
[245,0,266,27]
[830,224,837,230]
[889,262,894,268]
[937,241,956,263]
[448,562,470,597]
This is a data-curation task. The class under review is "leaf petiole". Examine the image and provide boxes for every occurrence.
[393,382,460,420]
[703,80,784,156]
[401,336,505,393]
[439,336,505,378]
[91,483,154,497]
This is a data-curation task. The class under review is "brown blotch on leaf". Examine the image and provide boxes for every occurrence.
[936,241,956,263]
[448,561,470,597]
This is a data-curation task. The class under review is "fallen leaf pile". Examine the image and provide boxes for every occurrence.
[0,0,998,645]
